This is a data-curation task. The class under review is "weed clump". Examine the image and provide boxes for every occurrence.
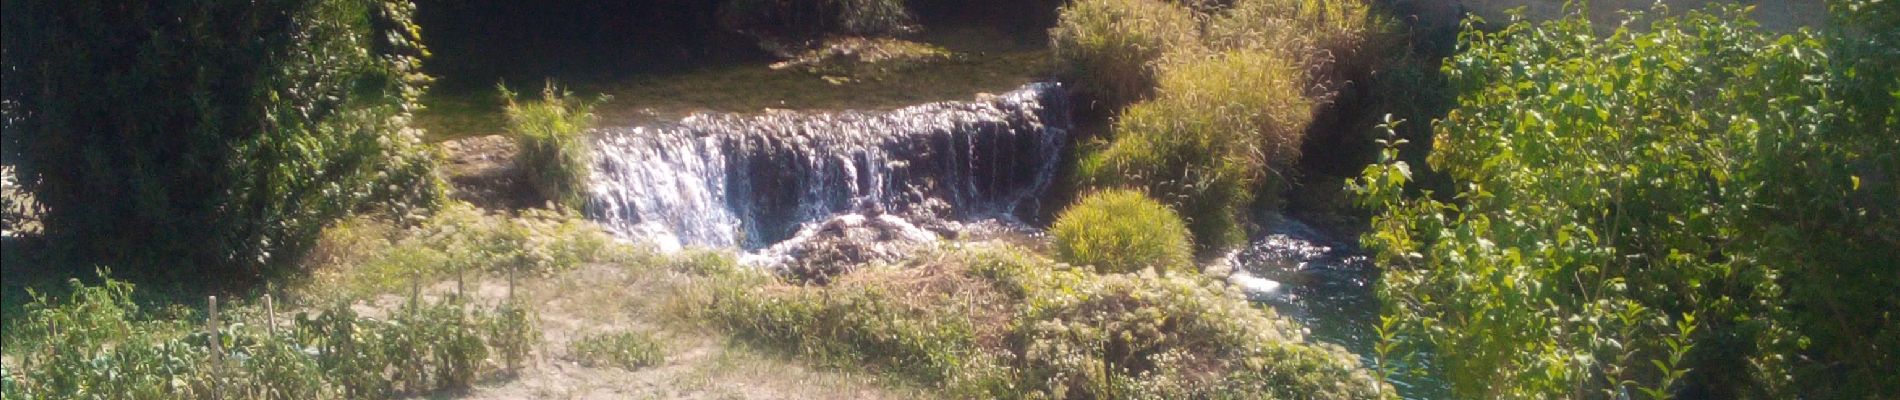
[1206,0,1374,68]
[502,83,604,211]
[569,331,666,370]
[1081,50,1313,252]
[1050,0,1201,109]
[306,203,616,299]
[1051,190,1193,274]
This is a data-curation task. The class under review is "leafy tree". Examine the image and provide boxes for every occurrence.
[1,0,441,279]
[1352,3,1898,398]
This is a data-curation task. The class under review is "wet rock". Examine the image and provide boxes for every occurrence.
[745,213,939,285]
[587,82,1070,250]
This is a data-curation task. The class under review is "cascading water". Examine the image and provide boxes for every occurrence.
[586,82,1070,251]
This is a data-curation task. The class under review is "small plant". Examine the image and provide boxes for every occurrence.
[569,331,666,370]
[1206,0,1374,63]
[1051,189,1194,274]
[502,83,606,211]
[489,300,541,372]
[1050,0,1201,109]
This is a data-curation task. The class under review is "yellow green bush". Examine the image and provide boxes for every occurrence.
[1051,189,1193,274]
[1081,50,1313,252]
[502,83,605,211]
[1050,0,1201,108]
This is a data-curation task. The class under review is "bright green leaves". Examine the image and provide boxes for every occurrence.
[1355,2,1899,398]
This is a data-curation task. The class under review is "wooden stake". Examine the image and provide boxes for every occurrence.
[264,294,276,337]
[208,295,223,400]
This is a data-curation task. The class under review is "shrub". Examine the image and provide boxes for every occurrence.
[1050,0,1201,109]
[502,83,604,211]
[2,272,537,398]
[1051,190,1193,274]
[0,0,441,278]
[706,244,1385,398]
[1351,4,1900,398]
[1011,269,1383,399]
[569,331,666,370]
[308,202,615,299]
[1081,50,1313,252]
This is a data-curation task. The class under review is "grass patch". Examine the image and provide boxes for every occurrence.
[698,243,1386,398]
[569,331,667,370]
[1050,0,1201,109]
[1080,50,1313,252]
[1051,189,1194,274]
[302,203,617,301]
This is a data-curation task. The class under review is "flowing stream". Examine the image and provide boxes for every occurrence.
[585,82,1069,251]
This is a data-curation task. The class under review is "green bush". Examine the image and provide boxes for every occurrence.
[569,331,666,370]
[706,244,1384,398]
[1351,4,1899,398]
[0,0,441,277]
[2,272,535,398]
[1081,50,1313,252]
[1051,189,1193,274]
[502,84,604,211]
[1009,268,1382,399]
[1050,0,1201,108]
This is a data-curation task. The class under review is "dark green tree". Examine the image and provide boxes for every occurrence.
[1,0,441,279]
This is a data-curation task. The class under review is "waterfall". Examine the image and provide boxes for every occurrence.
[586,82,1070,250]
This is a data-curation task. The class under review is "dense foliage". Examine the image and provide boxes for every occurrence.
[0,0,440,278]
[705,244,1386,399]
[1352,3,1899,398]
[1082,50,1313,252]
[2,273,536,399]
[1049,0,1201,108]
[501,84,603,211]
[1051,189,1194,274]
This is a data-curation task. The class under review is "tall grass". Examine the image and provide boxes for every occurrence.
[1050,189,1194,274]
[1081,50,1313,252]
[1206,0,1374,63]
[569,331,666,370]
[501,83,604,211]
[1050,0,1201,109]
